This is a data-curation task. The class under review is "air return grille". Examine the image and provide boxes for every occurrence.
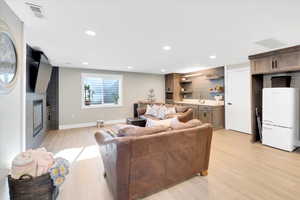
[26,2,44,18]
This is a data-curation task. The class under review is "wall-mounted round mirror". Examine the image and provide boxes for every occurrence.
[0,32,17,83]
[0,30,18,94]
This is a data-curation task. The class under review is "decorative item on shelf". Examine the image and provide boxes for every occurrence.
[181,88,185,92]
[209,85,224,96]
[112,93,119,104]
[147,88,156,103]
[84,84,94,105]
[181,77,186,81]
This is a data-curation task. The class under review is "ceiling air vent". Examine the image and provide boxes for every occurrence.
[255,38,286,50]
[26,2,44,18]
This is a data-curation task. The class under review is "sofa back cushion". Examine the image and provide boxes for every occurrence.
[171,119,202,130]
[117,125,169,137]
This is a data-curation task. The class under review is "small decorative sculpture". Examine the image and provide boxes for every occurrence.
[147,88,155,102]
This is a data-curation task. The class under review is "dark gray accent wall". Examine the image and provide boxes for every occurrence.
[25,93,47,149]
[47,67,59,130]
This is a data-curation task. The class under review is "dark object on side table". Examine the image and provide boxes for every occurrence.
[133,103,139,118]
[126,117,146,127]
[8,173,59,200]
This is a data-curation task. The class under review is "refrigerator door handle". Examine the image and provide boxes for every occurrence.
[263,125,272,130]
[263,120,274,123]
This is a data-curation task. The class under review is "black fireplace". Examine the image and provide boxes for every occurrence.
[33,99,43,137]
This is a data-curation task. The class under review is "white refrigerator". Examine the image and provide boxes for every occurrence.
[262,88,300,151]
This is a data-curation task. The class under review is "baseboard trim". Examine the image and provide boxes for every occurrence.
[59,119,126,130]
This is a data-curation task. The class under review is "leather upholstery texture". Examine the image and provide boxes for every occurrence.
[95,123,213,200]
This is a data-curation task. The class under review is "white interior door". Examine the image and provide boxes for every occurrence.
[225,64,251,134]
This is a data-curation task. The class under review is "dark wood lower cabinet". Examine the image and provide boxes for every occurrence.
[199,106,224,129]
[176,103,225,129]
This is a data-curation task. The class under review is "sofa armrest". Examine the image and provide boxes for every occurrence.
[94,131,132,200]
[95,130,117,145]
[137,107,146,116]
[178,108,193,122]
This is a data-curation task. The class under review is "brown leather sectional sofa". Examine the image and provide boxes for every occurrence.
[137,104,193,122]
[95,123,213,200]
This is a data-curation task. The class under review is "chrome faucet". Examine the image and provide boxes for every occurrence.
[199,95,205,104]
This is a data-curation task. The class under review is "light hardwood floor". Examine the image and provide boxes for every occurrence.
[41,127,300,200]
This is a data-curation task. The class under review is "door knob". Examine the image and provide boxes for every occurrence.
[227,102,232,105]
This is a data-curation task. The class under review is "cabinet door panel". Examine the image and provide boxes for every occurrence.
[199,110,212,124]
[276,51,300,71]
[251,57,272,74]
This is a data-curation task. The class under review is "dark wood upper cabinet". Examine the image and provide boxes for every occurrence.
[276,51,300,71]
[249,45,300,75]
[251,57,272,74]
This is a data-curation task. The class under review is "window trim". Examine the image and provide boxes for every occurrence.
[81,73,123,109]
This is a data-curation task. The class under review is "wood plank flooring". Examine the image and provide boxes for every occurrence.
[40,127,300,200]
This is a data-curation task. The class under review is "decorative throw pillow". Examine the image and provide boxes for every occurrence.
[171,119,202,130]
[157,105,168,119]
[145,104,160,117]
[145,105,154,115]
[165,106,176,115]
[146,117,178,127]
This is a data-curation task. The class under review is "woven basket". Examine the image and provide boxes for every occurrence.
[8,173,59,200]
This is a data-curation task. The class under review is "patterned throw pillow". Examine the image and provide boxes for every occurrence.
[145,104,160,117]
[157,106,168,119]
[165,106,176,115]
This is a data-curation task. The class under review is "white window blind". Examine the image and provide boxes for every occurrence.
[82,73,122,107]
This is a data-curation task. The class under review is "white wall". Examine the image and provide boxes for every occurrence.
[59,67,165,128]
[0,0,26,169]
[225,62,252,134]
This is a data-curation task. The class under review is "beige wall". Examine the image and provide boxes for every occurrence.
[59,67,165,127]
[0,0,26,169]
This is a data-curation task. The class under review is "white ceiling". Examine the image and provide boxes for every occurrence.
[5,0,300,74]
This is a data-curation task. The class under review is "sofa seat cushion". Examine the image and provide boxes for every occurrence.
[170,119,202,130]
[146,117,178,128]
[117,125,168,137]
[140,114,160,121]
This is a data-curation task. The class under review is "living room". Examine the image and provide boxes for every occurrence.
[1,0,300,200]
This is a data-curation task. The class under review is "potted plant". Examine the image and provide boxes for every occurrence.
[84,84,91,105]
[112,93,119,104]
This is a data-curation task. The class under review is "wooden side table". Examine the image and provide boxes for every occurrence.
[126,117,146,127]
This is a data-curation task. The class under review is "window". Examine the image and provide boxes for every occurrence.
[81,73,122,108]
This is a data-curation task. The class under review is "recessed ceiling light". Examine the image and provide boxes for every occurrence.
[161,69,166,73]
[85,30,96,36]
[162,46,172,51]
[82,62,89,65]
[127,66,133,69]
[209,55,217,59]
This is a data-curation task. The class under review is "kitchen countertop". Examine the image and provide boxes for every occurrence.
[174,101,224,107]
